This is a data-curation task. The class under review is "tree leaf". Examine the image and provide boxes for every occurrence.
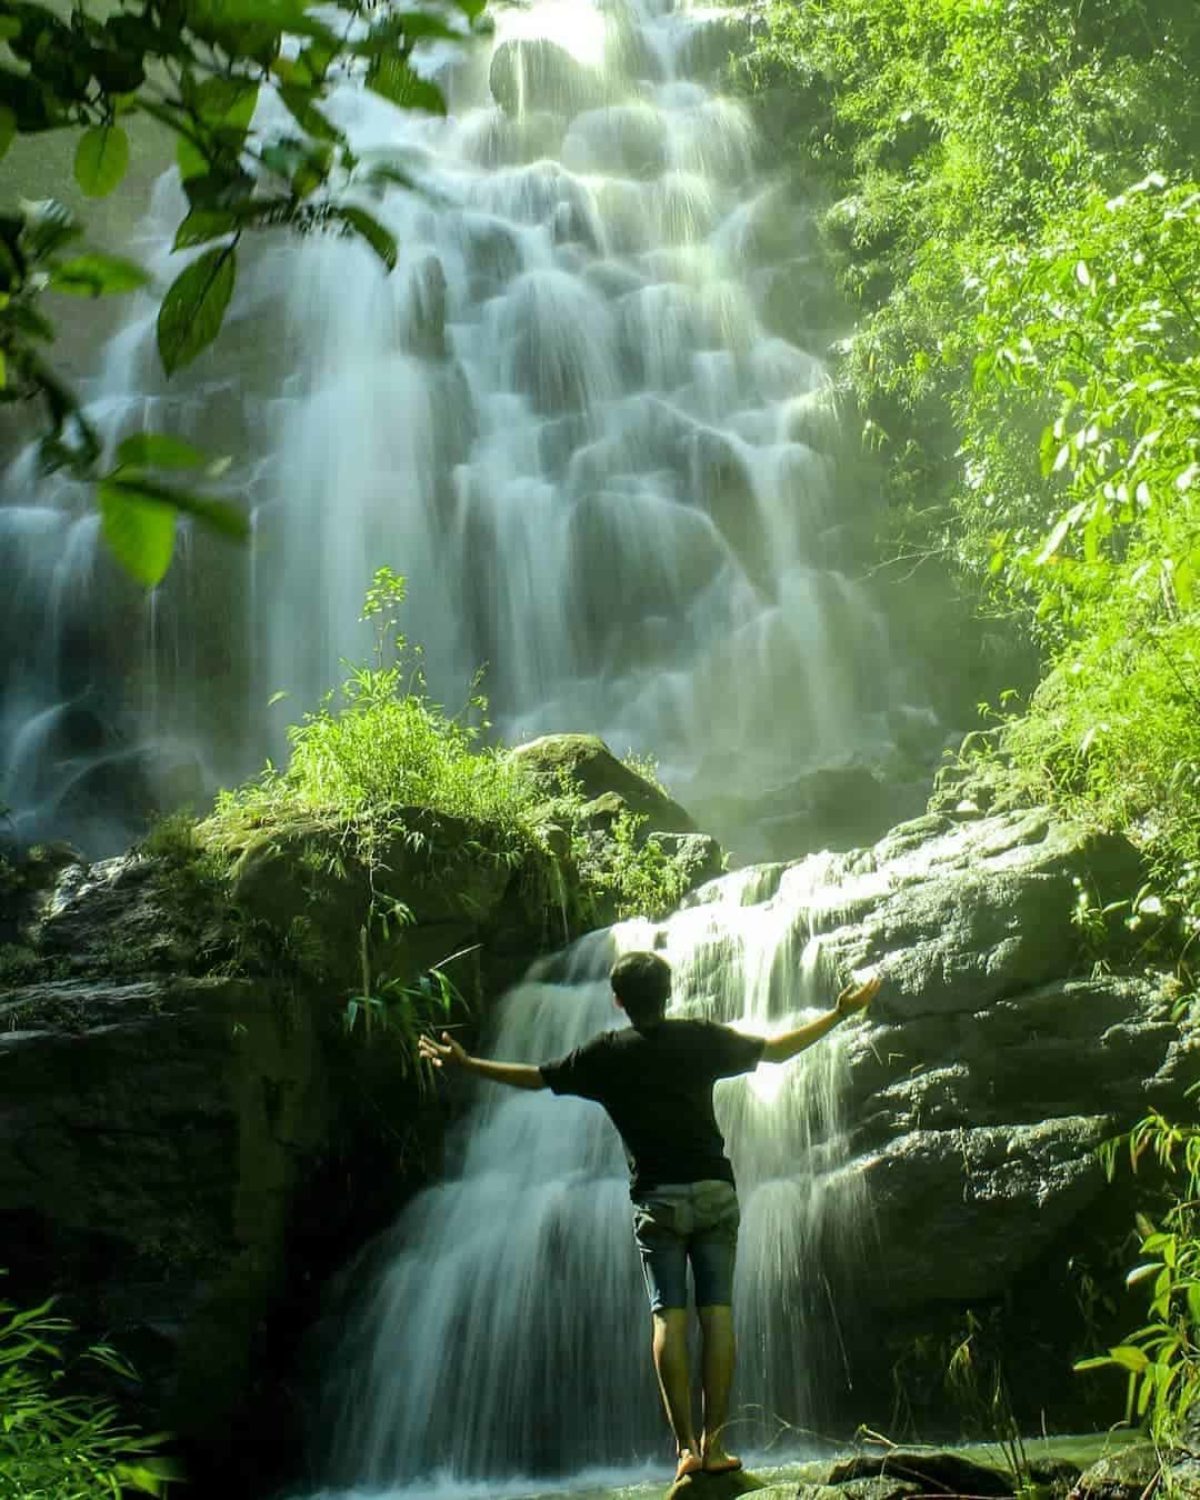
[156,245,237,376]
[0,105,15,161]
[278,84,342,142]
[173,209,240,250]
[1107,1345,1151,1374]
[74,125,130,198]
[333,205,398,270]
[116,434,206,470]
[99,480,177,587]
[101,473,249,540]
[49,253,150,296]
[367,57,446,116]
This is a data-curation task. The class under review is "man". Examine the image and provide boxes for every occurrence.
[419,950,880,1481]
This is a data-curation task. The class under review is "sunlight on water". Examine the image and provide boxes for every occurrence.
[497,0,609,68]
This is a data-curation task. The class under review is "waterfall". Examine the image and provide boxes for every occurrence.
[0,0,939,856]
[323,857,873,1492]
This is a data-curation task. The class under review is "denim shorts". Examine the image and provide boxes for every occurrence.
[631,1179,740,1313]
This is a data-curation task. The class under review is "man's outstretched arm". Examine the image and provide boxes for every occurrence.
[757,974,881,1064]
[418,1030,548,1090]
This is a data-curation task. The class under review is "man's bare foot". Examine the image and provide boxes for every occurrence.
[700,1442,742,1475]
[675,1451,703,1481]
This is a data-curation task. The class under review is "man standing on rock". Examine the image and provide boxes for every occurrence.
[419,951,880,1482]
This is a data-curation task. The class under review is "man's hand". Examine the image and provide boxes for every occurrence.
[835,972,882,1018]
[419,1030,469,1070]
[417,1033,548,1090]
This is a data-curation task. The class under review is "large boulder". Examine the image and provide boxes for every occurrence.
[489,38,609,119]
[508,732,697,835]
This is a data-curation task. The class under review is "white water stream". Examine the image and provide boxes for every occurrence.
[323,858,873,1491]
[0,0,938,855]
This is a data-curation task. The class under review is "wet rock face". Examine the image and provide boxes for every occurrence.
[489,38,610,119]
[802,809,1195,1312]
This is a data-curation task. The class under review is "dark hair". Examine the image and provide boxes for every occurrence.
[610,951,672,1027]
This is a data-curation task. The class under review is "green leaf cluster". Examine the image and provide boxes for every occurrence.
[744,0,1200,897]
[1077,1101,1200,1458]
[0,1278,179,1497]
[208,571,694,925]
[1,0,487,582]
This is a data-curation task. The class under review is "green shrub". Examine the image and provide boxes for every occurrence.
[1078,1099,1200,1459]
[744,0,1200,915]
[207,571,693,925]
[0,1280,177,1498]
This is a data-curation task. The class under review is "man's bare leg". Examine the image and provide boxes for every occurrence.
[697,1304,739,1470]
[651,1309,700,1475]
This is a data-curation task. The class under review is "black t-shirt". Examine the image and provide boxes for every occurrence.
[540,1018,766,1198]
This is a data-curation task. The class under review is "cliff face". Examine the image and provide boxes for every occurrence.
[0,819,572,1493]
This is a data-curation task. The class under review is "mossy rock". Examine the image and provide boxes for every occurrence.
[1070,1446,1161,1500]
[828,1449,1013,1496]
[508,733,697,834]
[489,38,610,118]
[229,808,541,986]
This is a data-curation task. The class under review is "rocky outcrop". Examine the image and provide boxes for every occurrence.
[509,731,699,835]
[2,794,1192,1478]
[0,739,721,1489]
[489,38,610,119]
[695,805,1195,1429]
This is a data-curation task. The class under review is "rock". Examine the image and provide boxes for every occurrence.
[1069,1446,1161,1500]
[228,807,554,986]
[0,973,308,1442]
[489,38,609,119]
[399,254,448,359]
[748,765,929,861]
[1168,1459,1200,1498]
[850,1114,1111,1304]
[23,840,87,887]
[655,832,725,888]
[683,426,773,592]
[676,12,758,78]
[828,1451,1013,1496]
[797,1481,923,1500]
[561,103,668,178]
[31,854,194,974]
[460,108,566,169]
[509,732,697,834]
[668,1469,769,1500]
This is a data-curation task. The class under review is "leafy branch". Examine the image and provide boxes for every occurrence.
[0,0,486,582]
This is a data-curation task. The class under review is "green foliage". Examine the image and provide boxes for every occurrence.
[210,571,693,925]
[343,939,466,1087]
[945,1311,1029,1486]
[745,0,1200,910]
[0,1278,179,1497]
[0,0,486,582]
[1077,1100,1200,1454]
[571,809,691,923]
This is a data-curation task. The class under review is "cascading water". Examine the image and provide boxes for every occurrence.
[0,0,940,856]
[323,856,873,1492]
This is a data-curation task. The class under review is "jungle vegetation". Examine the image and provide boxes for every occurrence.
[742,0,1200,1460]
[742,0,1200,938]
